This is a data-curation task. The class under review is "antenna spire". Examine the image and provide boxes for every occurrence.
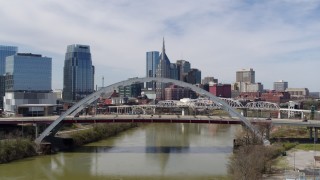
[162,37,165,54]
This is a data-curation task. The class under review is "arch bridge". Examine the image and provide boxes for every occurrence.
[35,77,269,145]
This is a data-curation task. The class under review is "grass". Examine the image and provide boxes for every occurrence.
[295,144,320,151]
[271,126,309,138]
[272,155,291,170]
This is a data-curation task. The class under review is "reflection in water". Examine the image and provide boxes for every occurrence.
[0,123,240,180]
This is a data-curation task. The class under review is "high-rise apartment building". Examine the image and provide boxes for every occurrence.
[236,68,255,83]
[156,39,171,100]
[146,51,159,89]
[0,45,17,109]
[274,80,288,92]
[63,44,95,101]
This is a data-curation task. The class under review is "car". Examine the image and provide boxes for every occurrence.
[266,118,271,120]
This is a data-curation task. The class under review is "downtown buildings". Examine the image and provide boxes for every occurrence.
[145,39,202,100]
[0,43,95,115]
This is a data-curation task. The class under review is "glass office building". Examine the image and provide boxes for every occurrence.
[176,60,191,81]
[0,45,18,75]
[0,45,17,109]
[146,51,159,89]
[5,53,52,92]
[63,44,94,101]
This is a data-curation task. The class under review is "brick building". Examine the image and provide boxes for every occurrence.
[209,84,231,98]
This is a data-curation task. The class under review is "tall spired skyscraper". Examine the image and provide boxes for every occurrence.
[156,38,171,100]
[63,44,95,101]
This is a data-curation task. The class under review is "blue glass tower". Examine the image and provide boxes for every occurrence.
[63,44,94,101]
[146,51,159,89]
[5,53,52,92]
[0,45,18,108]
[0,45,18,75]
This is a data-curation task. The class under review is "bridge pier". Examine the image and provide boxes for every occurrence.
[33,123,39,139]
[315,128,319,142]
[301,112,304,119]
[265,125,270,140]
[278,111,281,119]
[310,127,314,140]
[241,109,247,117]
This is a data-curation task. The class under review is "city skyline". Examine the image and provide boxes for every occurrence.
[1,1,320,91]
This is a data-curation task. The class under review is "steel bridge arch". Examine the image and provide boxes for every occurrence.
[220,98,244,108]
[35,77,269,145]
[245,101,280,110]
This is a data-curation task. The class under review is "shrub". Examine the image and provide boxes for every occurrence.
[70,123,138,146]
[0,138,36,164]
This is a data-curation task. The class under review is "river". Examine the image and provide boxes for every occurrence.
[0,123,240,180]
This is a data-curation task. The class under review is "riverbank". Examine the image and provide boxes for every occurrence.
[0,138,36,164]
[262,126,320,179]
[69,123,139,146]
[0,123,139,164]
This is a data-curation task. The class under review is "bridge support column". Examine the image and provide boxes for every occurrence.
[242,109,247,117]
[182,109,185,116]
[310,127,314,140]
[278,111,281,119]
[301,112,304,120]
[265,125,270,140]
[33,123,39,139]
[315,128,318,142]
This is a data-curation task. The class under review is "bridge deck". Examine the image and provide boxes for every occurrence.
[1,115,320,127]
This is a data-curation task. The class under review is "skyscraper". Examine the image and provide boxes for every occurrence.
[63,44,94,101]
[156,38,171,100]
[274,80,288,92]
[236,68,255,83]
[146,51,159,89]
[185,68,201,84]
[176,60,191,81]
[0,45,17,109]
[170,63,179,80]
[0,45,18,75]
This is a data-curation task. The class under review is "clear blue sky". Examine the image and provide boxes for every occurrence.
[1,0,320,91]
